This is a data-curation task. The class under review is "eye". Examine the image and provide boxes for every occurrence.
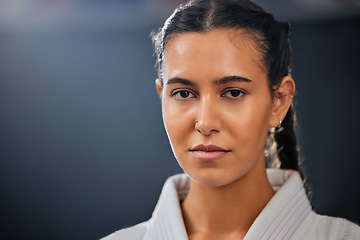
[172,90,195,99]
[222,89,245,98]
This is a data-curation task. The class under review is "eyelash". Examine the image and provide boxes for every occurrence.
[172,90,196,99]
[222,89,246,98]
[171,89,246,99]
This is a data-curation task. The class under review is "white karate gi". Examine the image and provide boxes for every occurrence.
[102,169,360,240]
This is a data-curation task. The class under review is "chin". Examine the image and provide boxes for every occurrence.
[185,168,247,188]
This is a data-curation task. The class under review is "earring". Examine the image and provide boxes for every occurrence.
[275,120,282,131]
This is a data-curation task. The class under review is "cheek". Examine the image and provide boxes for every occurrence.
[226,97,272,150]
[162,98,192,147]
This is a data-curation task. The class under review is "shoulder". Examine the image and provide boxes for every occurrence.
[100,222,147,240]
[316,214,360,240]
[100,173,190,240]
[296,211,360,240]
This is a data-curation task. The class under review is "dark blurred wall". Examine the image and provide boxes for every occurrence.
[0,10,359,240]
[290,17,360,222]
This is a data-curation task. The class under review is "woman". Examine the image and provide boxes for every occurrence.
[102,0,360,239]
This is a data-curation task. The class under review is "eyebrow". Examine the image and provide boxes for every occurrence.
[167,77,195,86]
[214,76,253,85]
[166,75,253,86]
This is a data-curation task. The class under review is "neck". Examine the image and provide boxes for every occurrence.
[181,162,275,239]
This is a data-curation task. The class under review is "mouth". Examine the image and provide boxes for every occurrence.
[189,144,231,161]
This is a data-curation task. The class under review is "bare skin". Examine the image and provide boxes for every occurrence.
[181,158,275,239]
[156,29,295,240]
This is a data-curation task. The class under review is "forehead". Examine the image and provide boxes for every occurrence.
[163,29,265,81]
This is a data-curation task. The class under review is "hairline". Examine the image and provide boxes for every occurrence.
[160,27,271,91]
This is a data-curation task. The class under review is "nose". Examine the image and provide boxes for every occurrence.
[195,95,221,136]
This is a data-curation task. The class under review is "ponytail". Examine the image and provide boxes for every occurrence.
[275,105,303,176]
[272,105,312,200]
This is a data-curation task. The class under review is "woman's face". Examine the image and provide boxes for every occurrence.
[157,29,283,187]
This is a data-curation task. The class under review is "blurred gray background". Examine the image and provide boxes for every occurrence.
[0,0,360,239]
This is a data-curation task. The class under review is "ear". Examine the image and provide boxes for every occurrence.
[155,78,163,99]
[269,76,295,128]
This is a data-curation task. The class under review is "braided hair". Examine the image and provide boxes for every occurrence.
[151,0,305,182]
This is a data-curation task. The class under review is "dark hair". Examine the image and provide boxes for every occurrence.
[151,0,305,181]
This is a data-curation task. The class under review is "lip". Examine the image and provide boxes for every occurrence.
[190,144,230,161]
